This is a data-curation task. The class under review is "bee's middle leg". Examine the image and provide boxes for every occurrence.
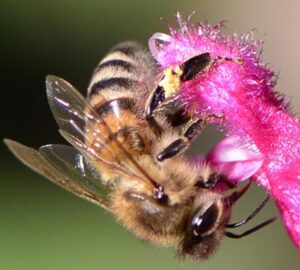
[157,117,206,161]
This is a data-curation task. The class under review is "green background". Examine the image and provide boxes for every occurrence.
[1,0,299,269]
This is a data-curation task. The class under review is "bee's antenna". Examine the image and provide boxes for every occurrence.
[226,195,271,228]
[225,217,277,239]
[223,180,252,208]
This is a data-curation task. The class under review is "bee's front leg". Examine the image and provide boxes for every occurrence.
[145,85,166,136]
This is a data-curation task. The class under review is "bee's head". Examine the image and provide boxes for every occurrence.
[179,180,274,261]
[179,191,230,260]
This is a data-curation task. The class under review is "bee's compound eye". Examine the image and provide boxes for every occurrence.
[192,204,219,236]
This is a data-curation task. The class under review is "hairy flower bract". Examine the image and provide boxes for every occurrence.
[149,14,300,250]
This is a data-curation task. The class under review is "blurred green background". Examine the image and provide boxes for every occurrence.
[1,0,299,269]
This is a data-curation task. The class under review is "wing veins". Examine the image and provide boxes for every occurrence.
[47,75,158,190]
[4,139,110,211]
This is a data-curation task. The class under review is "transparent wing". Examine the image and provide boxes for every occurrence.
[46,75,156,189]
[39,144,107,195]
[4,139,110,211]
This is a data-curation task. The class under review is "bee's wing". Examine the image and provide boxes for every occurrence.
[46,75,156,189]
[4,139,110,211]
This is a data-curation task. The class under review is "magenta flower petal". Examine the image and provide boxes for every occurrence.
[207,136,264,183]
[149,16,300,250]
[148,32,172,58]
[271,166,300,249]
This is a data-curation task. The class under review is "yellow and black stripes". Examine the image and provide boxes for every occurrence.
[94,59,134,74]
[90,77,138,97]
[94,97,135,118]
[86,96,146,160]
[87,41,153,102]
[85,41,155,171]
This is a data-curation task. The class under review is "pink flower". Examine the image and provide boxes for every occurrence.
[207,136,264,184]
[149,14,300,250]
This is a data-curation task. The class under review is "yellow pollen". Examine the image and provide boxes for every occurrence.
[159,66,183,98]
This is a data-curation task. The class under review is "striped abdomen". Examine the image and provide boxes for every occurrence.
[87,41,155,106]
[85,42,155,179]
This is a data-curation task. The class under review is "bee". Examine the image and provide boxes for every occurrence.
[4,41,275,261]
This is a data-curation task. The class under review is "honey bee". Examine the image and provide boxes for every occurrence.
[4,41,275,261]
